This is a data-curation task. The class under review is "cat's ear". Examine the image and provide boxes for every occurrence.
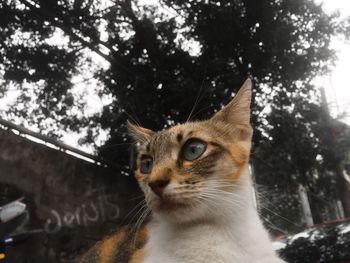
[211,78,252,125]
[127,120,155,143]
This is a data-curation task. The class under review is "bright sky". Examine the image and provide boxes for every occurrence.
[314,0,350,124]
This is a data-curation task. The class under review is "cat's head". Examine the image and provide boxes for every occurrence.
[128,79,253,224]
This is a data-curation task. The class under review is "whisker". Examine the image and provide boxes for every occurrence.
[189,105,214,120]
[131,206,151,245]
[124,105,142,127]
[186,71,207,122]
[258,204,300,228]
[130,194,146,201]
[124,199,147,225]
[260,215,288,235]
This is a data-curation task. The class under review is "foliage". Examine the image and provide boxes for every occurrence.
[277,221,350,263]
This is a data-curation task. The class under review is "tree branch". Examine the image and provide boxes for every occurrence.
[18,0,134,74]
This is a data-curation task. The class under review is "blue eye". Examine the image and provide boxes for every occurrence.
[140,155,153,174]
[182,140,207,161]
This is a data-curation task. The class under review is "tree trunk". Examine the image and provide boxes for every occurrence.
[336,164,350,218]
[298,185,314,227]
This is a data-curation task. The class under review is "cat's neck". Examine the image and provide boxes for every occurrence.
[144,169,280,263]
[145,208,278,261]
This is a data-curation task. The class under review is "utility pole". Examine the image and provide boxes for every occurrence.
[298,185,314,227]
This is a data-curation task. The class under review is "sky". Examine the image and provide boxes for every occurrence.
[0,0,350,153]
[314,0,350,124]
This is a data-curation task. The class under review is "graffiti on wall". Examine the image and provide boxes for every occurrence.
[44,189,121,233]
[3,187,123,235]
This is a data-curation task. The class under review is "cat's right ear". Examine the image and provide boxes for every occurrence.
[127,120,155,143]
[211,78,252,125]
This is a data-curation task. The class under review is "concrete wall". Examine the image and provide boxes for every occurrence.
[0,128,142,263]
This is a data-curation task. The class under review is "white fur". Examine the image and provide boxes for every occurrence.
[141,168,285,263]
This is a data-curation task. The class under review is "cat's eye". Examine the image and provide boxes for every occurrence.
[140,155,153,174]
[182,139,207,161]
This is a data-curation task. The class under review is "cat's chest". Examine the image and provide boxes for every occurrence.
[141,223,241,263]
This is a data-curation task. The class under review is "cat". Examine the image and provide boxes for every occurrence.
[78,79,286,263]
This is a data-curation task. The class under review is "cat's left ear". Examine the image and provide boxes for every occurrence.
[211,78,252,125]
[127,120,155,143]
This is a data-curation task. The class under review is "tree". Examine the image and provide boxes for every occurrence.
[0,0,349,226]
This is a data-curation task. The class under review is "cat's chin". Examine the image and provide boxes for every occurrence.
[157,200,190,211]
[150,199,212,224]
[150,198,191,214]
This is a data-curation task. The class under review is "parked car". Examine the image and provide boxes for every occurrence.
[274,219,350,263]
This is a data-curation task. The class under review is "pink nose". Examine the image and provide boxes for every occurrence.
[148,179,169,196]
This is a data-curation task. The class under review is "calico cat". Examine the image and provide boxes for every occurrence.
[78,79,285,263]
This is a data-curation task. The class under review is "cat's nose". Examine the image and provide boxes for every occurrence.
[148,179,170,196]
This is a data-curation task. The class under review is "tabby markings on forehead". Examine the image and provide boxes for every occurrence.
[149,130,172,164]
[176,133,183,142]
[187,130,194,137]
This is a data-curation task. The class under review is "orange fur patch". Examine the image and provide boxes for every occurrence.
[229,143,249,166]
[148,167,171,183]
[129,248,146,263]
[135,173,143,182]
[128,226,148,263]
[228,143,249,179]
[100,231,126,263]
[137,225,149,243]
